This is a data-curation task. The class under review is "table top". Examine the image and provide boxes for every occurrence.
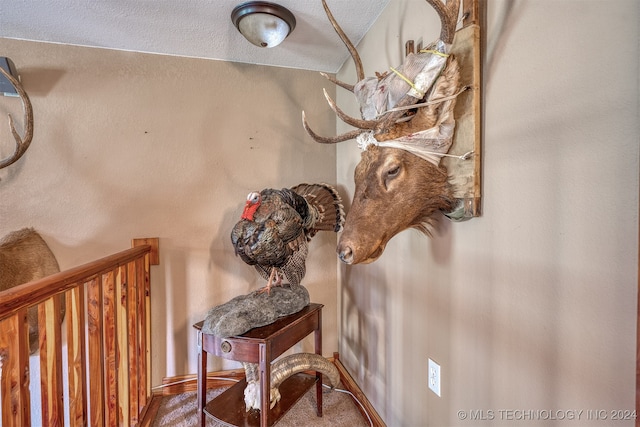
[194,303,323,342]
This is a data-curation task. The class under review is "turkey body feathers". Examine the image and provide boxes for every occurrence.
[230,183,344,287]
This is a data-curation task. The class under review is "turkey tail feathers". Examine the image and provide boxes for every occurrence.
[291,183,345,233]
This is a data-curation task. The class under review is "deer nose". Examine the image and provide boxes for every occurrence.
[337,245,354,264]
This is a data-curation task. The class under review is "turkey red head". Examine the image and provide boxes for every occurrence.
[241,192,261,221]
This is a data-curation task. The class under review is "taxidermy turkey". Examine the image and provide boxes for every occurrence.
[231,183,345,293]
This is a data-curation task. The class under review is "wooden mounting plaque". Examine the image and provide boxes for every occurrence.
[442,0,483,220]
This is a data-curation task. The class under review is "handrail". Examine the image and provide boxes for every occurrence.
[0,238,158,427]
[0,245,151,322]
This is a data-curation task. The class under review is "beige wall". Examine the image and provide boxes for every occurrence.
[2,1,639,425]
[0,39,340,384]
[336,0,639,426]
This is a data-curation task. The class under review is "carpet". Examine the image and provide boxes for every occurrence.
[151,381,372,427]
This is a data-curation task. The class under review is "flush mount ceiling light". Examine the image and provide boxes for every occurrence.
[231,2,296,48]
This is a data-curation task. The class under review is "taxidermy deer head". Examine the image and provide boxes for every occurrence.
[303,0,468,265]
[0,65,33,170]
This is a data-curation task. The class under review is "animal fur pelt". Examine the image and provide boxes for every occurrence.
[0,227,64,354]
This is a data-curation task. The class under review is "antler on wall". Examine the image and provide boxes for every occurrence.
[303,0,462,146]
[302,0,483,264]
[0,65,33,170]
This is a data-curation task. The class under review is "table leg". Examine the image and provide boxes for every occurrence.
[197,330,207,427]
[315,310,323,417]
[259,342,272,426]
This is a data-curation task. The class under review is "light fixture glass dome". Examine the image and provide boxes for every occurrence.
[232,2,296,48]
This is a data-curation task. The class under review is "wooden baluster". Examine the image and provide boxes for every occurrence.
[87,277,105,427]
[66,284,88,427]
[0,241,157,427]
[102,270,118,426]
[127,260,140,424]
[0,309,30,427]
[116,264,130,426]
[38,296,64,426]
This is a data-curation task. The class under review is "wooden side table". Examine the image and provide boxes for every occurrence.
[194,303,324,427]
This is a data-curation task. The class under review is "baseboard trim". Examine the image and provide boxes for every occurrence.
[155,368,246,396]
[137,395,163,427]
[333,352,386,427]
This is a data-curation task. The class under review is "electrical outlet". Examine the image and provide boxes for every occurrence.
[428,358,441,397]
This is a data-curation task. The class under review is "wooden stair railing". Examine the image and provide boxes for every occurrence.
[0,238,159,427]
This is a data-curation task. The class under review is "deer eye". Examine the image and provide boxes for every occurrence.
[383,165,401,189]
[387,165,400,177]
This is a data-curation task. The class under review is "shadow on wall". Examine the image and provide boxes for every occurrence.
[340,261,388,415]
[157,244,189,376]
[485,0,524,88]
[430,215,453,265]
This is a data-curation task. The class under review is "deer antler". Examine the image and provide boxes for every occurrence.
[321,88,377,130]
[0,66,33,170]
[303,0,461,145]
[321,0,364,92]
[302,111,368,144]
[302,91,425,145]
[319,72,354,92]
[426,0,461,45]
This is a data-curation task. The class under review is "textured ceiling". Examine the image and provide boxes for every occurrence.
[0,0,390,73]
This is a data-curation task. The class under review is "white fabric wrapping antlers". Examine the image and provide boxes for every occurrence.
[354,40,451,120]
[357,123,455,166]
[354,39,466,167]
